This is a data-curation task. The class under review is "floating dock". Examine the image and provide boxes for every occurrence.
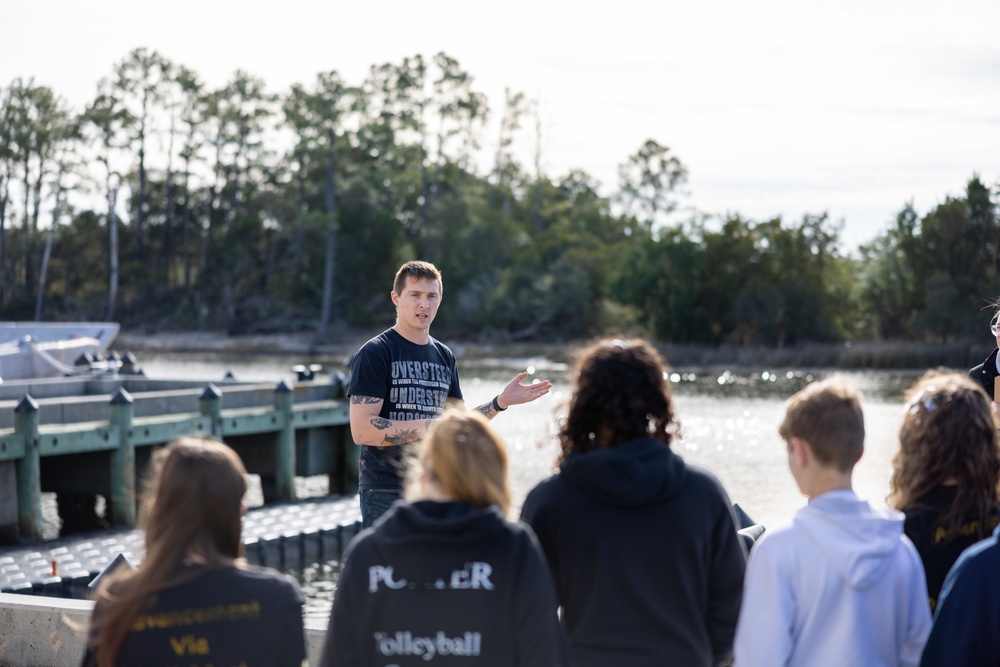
[0,493,361,597]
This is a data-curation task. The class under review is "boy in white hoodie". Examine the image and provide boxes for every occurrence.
[734,379,931,667]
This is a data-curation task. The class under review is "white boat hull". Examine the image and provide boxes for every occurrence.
[0,322,120,381]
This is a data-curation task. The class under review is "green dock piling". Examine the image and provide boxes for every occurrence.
[14,395,41,541]
[200,384,223,437]
[274,381,296,501]
[108,388,135,526]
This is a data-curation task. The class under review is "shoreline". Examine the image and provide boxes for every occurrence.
[113,329,992,372]
[113,329,587,365]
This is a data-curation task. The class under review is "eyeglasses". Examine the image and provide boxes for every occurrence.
[992,313,1000,336]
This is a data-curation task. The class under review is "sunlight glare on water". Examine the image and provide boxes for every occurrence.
[139,353,921,618]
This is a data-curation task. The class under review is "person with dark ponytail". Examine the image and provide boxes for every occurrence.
[320,406,567,666]
[81,437,306,667]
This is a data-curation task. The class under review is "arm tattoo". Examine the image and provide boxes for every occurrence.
[370,417,391,430]
[351,395,381,404]
[384,428,422,447]
[476,402,497,419]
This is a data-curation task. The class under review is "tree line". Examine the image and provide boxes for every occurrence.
[1,48,997,346]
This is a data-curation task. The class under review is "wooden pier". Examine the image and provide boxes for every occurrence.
[0,375,358,543]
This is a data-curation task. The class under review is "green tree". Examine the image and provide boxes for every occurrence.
[81,84,133,320]
[35,115,80,320]
[857,204,922,339]
[0,80,73,309]
[283,71,354,339]
[199,71,277,331]
[617,228,708,342]
[617,139,688,232]
[113,48,172,260]
[916,192,993,341]
[170,65,207,292]
[0,81,18,300]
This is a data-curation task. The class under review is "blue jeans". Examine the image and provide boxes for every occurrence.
[360,488,402,529]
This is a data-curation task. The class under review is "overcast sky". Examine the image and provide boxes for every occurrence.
[3,0,998,250]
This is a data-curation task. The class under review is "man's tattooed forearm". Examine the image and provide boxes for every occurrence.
[383,428,422,447]
[370,417,391,430]
[476,402,496,419]
[351,396,381,404]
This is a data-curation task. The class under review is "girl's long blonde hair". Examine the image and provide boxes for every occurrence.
[889,370,1000,542]
[406,406,511,514]
[89,436,248,667]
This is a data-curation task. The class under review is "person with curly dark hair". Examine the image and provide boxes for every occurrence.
[520,338,746,667]
[889,370,1000,612]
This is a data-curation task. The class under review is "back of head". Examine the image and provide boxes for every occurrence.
[890,370,1000,538]
[408,406,511,514]
[394,260,443,295]
[143,436,248,562]
[91,436,248,667]
[779,379,864,472]
[560,338,677,460]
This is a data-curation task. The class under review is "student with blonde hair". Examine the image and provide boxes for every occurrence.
[320,406,566,666]
[889,370,1000,611]
[81,437,306,667]
[734,379,931,666]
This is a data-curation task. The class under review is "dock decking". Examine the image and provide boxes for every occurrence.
[0,493,362,597]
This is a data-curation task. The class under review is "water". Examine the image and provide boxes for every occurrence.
[138,351,924,619]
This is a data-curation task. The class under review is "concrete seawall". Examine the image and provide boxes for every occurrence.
[0,593,329,667]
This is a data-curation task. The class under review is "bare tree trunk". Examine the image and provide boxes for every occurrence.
[31,154,45,232]
[531,103,545,235]
[106,185,120,321]
[0,173,9,303]
[318,129,338,341]
[163,112,177,288]
[21,154,32,290]
[34,161,64,321]
[182,165,192,289]
[418,100,432,260]
[136,90,149,260]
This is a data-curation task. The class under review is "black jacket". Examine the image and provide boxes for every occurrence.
[969,347,1000,398]
[321,500,568,666]
[520,437,746,667]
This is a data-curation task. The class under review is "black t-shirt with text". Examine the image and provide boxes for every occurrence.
[903,486,1000,611]
[82,565,306,667]
[348,329,462,491]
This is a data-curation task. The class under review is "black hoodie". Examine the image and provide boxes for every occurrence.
[969,347,1000,398]
[320,500,569,666]
[520,437,746,667]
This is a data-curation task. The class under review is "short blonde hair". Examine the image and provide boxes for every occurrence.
[779,379,864,472]
[406,406,511,514]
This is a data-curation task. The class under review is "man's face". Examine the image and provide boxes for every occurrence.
[392,277,441,333]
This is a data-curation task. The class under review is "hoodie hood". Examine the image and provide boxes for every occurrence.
[560,436,688,507]
[375,500,505,546]
[794,490,906,589]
